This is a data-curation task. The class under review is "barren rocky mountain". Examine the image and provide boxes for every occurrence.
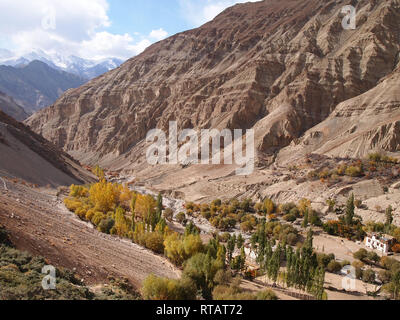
[26,0,400,194]
[0,91,28,121]
[0,111,95,187]
[277,63,400,164]
[0,60,86,114]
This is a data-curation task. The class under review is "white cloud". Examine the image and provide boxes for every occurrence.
[0,0,168,60]
[180,0,260,27]
[149,28,169,41]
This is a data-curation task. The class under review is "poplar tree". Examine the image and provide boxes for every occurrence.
[270,244,281,283]
[345,193,355,226]
[302,208,309,228]
[304,228,314,252]
[227,235,236,262]
[237,234,244,249]
[130,193,137,232]
[385,205,394,232]
[156,193,163,222]
[311,267,326,300]
[240,247,246,271]
[263,240,273,274]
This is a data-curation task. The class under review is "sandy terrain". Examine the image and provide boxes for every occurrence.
[254,272,376,301]
[313,233,366,262]
[240,279,298,301]
[0,180,180,289]
[324,273,375,301]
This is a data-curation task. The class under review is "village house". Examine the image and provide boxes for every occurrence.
[244,244,257,261]
[365,233,395,254]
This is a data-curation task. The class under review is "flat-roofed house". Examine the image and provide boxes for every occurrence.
[365,233,395,254]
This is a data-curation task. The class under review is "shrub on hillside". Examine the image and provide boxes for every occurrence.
[362,269,376,284]
[98,218,115,234]
[144,232,165,254]
[142,275,196,300]
[345,166,363,177]
[327,261,342,274]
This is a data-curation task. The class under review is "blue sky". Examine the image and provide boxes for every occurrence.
[0,0,258,60]
[106,1,192,36]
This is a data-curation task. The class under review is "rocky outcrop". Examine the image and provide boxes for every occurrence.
[0,91,28,121]
[26,0,400,169]
[277,65,400,164]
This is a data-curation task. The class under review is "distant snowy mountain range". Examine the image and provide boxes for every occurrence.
[0,49,124,79]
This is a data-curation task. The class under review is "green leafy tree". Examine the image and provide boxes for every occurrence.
[302,208,309,228]
[353,249,368,262]
[362,269,376,284]
[237,234,244,249]
[227,235,236,262]
[383,271,400,300]
[185,221,200,236]
[345,194,355,226]
[156,193,163,222]
[326,198,336,213]
[311,267,326,300]
[183,253,223,300]
[385,205,394,232]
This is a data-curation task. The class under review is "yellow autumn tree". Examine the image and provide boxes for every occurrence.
[89,181,119,213]
[69,184,89,198]
[114,207,129,237]
[118,184,132,204]
[263,198,275,215]
[298,198,312,217]
[164,233,204,266]
[164,233,185,265]
[134,194,157,223]
[92,165,105,180]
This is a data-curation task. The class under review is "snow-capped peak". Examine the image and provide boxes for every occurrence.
[0,49,124,79]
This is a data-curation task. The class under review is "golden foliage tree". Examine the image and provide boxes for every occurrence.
[89,181,120,213]
[263,198,275,215]
[298,198,311,217]
[134,194,157,225]
[164,233,204,266]
[114,207,129,237]
[92,165,105,180]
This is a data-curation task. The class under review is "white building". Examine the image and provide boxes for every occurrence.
[244,246,257,261]
[365,233,395,254]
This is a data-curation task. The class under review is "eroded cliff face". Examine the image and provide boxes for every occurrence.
[277,64,400,164]
[26,0,400,169]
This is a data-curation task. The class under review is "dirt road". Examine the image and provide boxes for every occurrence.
[0,181,181,289]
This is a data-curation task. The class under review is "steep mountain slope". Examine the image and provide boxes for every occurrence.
[0,61,86,113]
[27,0,400,170]
[0,91,28,121]
[0,111,95,187]
[277,64,400,164]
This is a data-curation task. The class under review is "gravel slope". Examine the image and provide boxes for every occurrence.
[0,181,181,289]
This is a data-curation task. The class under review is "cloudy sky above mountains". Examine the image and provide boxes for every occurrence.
[0,0,258,60]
